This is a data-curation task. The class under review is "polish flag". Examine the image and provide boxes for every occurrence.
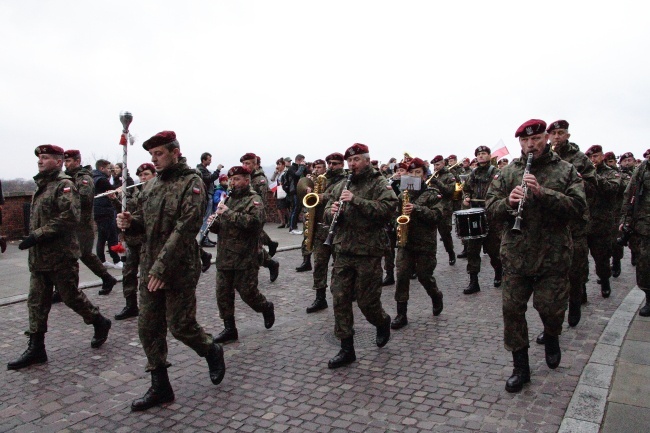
[269,181,278,192]
[491,139,509,160]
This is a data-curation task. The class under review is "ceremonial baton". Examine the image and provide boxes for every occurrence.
[119,111,134,213]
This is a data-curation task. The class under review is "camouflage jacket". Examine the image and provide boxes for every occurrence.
[251,168,269,206]
[314,168,347,241]
[427,166,457,215]
[210,186,265,270]
[324,166,398,257]
[397,187,444,252]
[614,167,632,220]
[553,140,596,236]
[621,160,650,236]
[486,150,587,277]
[463,163,500,206]
[124,184,146,247]
[65,165,95,228]
[127,161,205,288]
[590,162,621,231]
[28,169,80,271]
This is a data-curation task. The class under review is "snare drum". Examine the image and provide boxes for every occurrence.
[454,208,489,240]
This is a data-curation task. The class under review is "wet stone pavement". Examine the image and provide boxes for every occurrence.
[0,237,638,432]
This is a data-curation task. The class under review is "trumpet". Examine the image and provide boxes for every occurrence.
[425,161,461,186]
[511,153,534,233]
[396,190,410,247]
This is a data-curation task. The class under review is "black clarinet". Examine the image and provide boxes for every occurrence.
[323,175,353,246]
[511,153,533,233]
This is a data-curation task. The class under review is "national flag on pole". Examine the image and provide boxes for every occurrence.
[269,181,278,192]
[491,139,509,160]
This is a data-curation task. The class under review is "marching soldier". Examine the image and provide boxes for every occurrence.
[382,162,408,285]
[454,157,472,258]
[8,145,112,371]
[486,119,586,393]
[608,151,632,278]
[324,143,397,369]
[462,146,503,294]
[117,131,225,411]
[391,157,445,329]
[428,155,457,265]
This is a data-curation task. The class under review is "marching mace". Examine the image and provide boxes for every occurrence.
[118,111,134,213]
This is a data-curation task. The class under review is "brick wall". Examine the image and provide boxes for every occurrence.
[1,192,33,240]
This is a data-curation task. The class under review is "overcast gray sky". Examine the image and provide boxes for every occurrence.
[1,0,648,179]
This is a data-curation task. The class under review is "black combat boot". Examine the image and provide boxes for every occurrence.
[90,315,111,348]
[612,258,621,278]
[306,288,328,313]
[52,289,62,304]
[505,348,531,393]
[200,250,212,273]
[381,269,395,286]
[98,273,117,295]
[263,302,275,329]
[295,255,312,272]
[214,318,238,344]
[431,291,444,316]
[205,341,226,385]
[463,273,480,295]
[115,295,139,320]
[376,316,391,347]
[269,259,280,282]
[493,267,503,288]
[457,245,468,259]
[131,367,175,412]
[390,302,408,329]
[567,300,581,327]
[328,337,356,369]
[639,290,650,317]
[601,278,611,298]
[536,331,545,345]
[201,237,216,248]
[449,251,456,266]
[7,333,47,370]
[268,241,279,257]
[544,334,561,369]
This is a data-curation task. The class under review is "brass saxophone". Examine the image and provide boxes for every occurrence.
[303,174,327,252]
[396,189,410,247]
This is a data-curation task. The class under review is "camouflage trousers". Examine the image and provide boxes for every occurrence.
[383,228,396,272]
[138,282,214,372]
[76,228,109,278]
[502,273,569,352]
[330,254,389,340]
[260,231,275,267]
[122,242,141,300]
[568,236,589,304]
[611,224,625,262]
[437,212,455,254]
[395,248,441,302]
[466,229,501,274]
[312,238,333,290]
[630,234,650,289]
[28,261,100,334]
[216,267,270,321]
[588,226,612,279]
[261,229,272,247]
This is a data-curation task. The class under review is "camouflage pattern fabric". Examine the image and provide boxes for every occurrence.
[395,249,440,302]
[312,237,333,290]
[216,269,271,320]
[622,160,650,288]
[77,228,109,277]
[611,168,632,262]
[568,236,589,302]
[428,167,457,254]
[122,244,141,300]
[466,231,502,274]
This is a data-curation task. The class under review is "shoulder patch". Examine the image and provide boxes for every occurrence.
[614,173,620,177]
[386,185,393,190]
[260,179,266,183]
[494,175,499,180]
[437,194,442,199]
[82,180,88,185]
[253,201,261,206]
[63,187,71,193]
[193,186,201,194]
[577,172,582,178]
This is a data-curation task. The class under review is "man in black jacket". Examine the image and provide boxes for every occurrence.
[196,152,222,247]
[285,154,306,233]
[93,159,122,269]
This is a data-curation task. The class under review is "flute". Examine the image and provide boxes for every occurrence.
[94,179,150,199]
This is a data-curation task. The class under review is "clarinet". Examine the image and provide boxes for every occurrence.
[511,153,534,233]
[199,189,230,245]
[323,175,353,246]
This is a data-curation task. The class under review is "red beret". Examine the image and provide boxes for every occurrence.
[644,149,650,158]
[240,152,257,162]
[462,157,470,163]
[447,154,457,160]
[218,174,228,182]
[142,131,179,151]
[407,157,426,171]
[257,156,261,164]
[585,145,603,156]
[603,151,616,161]
[499,158,509,163]
[431,155,444,164]
[313,159,326,166]
[397,162,409,171]
[136,163,156,175]
[63,149,81,159]
[619,152,634,162]
[471,158,478,164]
[371,160,379,166]
[35,145,64,156]
[344,143,369,160]
[227,166,251,177]
[515,119,547,138]
[546,120,569,132]
[475,146,491,156]
[326,152,344,162]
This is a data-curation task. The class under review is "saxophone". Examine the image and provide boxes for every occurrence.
[396,189,410,248]
[303,174,327,252]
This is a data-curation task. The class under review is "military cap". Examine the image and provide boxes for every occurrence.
[34,144,64,156]
[546,119,569,132]
[63,149,81,159]
[499,158,509,163]
[218,174,228,182]
[344,143,369,160]
[227,166,251,177]
[515,119,547,138]
[397,162,409,171]
[619,152,634,162]
[239,152,257,162]
[142,131,179,151]
[326,152,344,162]
[407,157,426,170]
[256,156,261,164]
[431,155,444,164]
[585,145,603,156]
[283,157,292,163]
[644,149,650,158]
[462,157,470,163]
[471,158,478,164]
[447,154,457,160]
[313,159,326,166]
[136,162,156,175]
[371,160,379,166]
[603,151,616,161]
[475,146,491,156]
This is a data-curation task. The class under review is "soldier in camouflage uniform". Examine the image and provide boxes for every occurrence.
[585,145,621,298]
[462,146,503,294]
[324,143,397,369]
[63,150,118,297]
[8,145,112,371]
[117,131,225,411]
[240,153,280,282]
[620,155,650,316]
[382,163,408,286]
[608,151,633,277]
[390,157,445,330]
[428,155,457,265]
[208,165,276,343]
[486,119,586,393]
[306,154,347,313]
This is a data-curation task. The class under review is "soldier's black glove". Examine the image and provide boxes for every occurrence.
[18,234,37,250]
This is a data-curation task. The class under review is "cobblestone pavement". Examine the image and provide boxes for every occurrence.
[1,236,637,432]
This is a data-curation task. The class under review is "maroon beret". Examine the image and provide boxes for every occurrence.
[227,166,251,177]
[585,145,603,156]
[371,160,379,166]
[515,119,547,138]
[475,146,491,156]
[431,155,444,164]
[63,149,81,159]
[136,163,156,175]
[407,157,426,171]
[546,120,569,132]
[344,143,369,160]
[603,151,616,161]
[471,158,478,164]
[239,152,257,162]
[644,149,650,158]
[447,154,457,160]
[462,157,470,163]
[313,159,326,166]
[499,158,509,163]
[256,156,261,164]
[619,152,634,162]
[34,144,64,156]
[397,162,409,171]
[142,131,179,151]
[218,174,228,182]
[326,152,344,162]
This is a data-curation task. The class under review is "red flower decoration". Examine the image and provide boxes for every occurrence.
[110,243,126,254]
